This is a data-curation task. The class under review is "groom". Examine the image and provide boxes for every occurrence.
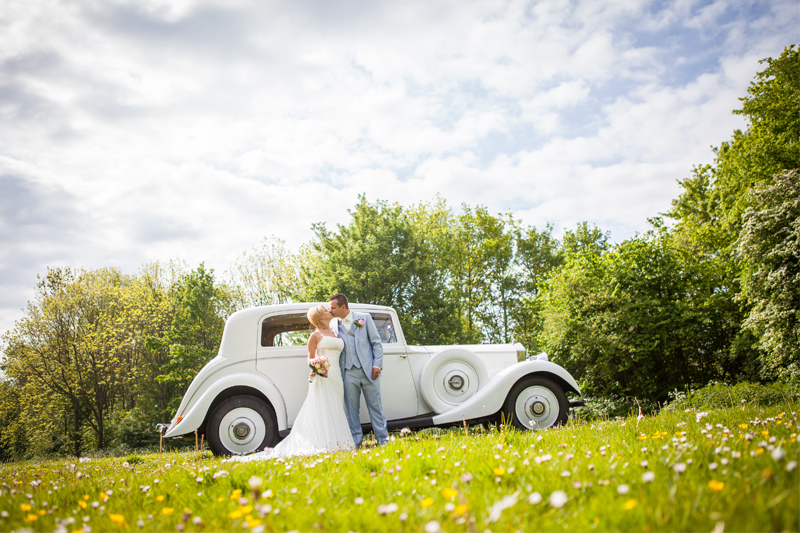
[329,293,389,447]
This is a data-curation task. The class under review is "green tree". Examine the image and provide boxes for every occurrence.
[302,196,459,344]
[539,227,759,402]
[738,169,800,380]
[148,264,229,411]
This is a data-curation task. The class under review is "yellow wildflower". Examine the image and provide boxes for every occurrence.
[20,504,31,512]
[162,508,174,516]
[763,468,773,479]
[38,510,46,516]
[441,488,458,499]
[26,514,38,522]
[155,495,165,502]
[99,492,108,501]
[638,435,647,441]
[239,505,253,514]
[109,513,126,526]
[248,520,263,528]
[231,489,243,500]
[493,468,505,476]
[78,501,87,509]
[707,480,724,492]
[739,423,748,429]
[228,510,243,520]
[623,499,638,510]
[83,495,90,501]
[421,498,433,507]
[756,448,764,455]
[454,504,468,515]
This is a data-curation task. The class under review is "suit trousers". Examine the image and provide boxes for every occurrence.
[343,365,388,447]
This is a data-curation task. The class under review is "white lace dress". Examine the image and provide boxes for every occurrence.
[231,336,355,460]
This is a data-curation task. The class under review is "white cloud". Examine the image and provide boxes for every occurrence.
[0,0,797,339]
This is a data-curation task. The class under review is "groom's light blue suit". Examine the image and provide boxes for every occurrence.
[336,312,388,447]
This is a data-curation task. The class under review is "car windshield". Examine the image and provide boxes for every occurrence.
[260,311,399,347]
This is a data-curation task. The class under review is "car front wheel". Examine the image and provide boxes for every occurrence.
[503,376,568,430]
[207,395,278,456]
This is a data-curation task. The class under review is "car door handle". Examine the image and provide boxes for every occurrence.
[400,354,408,358]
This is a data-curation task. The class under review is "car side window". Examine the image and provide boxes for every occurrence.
[261,313,314,347]
[370,313,398,344]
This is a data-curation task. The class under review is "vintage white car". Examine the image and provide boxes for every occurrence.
[160,303,584,455]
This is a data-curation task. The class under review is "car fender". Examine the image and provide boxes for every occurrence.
[163,371,287,438]
[431,360,581,426]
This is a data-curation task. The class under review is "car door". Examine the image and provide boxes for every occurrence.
[367,312,419,421]
[255,312,312,428]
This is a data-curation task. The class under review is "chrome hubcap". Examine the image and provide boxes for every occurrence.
[218,407,266,455]
[515,385,559,429]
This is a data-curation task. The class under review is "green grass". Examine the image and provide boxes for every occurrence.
[1,403,798,532]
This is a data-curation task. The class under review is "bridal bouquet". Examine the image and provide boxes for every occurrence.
[308,356,331,383]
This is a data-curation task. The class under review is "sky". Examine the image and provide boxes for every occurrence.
[0,0,797,338]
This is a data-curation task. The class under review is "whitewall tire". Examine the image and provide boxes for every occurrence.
[207,395,278,456]
[420,348,489,414]
[503,376,568,430]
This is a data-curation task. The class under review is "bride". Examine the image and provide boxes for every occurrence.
[232,304,355,460]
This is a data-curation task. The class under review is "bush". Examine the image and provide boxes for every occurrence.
[664,381,800,411]
[574,395,660,421]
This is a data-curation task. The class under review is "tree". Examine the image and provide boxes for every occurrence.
[149,264,229,411]
[538,227,759,402]
[301,196,459,344]
[738,169,800,380]
[226,237,300,310]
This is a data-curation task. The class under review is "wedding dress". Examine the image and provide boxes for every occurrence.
[231,336,355,460]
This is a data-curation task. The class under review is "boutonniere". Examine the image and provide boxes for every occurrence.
[355,319,365,328]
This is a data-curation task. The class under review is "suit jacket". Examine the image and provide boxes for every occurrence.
[335,311,384,383]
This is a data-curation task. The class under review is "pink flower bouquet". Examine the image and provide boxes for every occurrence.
[308,355,331,382]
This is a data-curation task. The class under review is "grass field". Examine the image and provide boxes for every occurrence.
[0,402,797,533]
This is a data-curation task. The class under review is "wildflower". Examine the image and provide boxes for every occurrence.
[354,497,364,505]
[763,468,773,478]
[260,490,273,499]
[487,492,519,522]
[424,520,441,533]
[78,501,88,509]
[162,508,174,516]
[640,460,648,468]
[617,485,630,495]
[786,461,797,472]
[461,473,473,484]
[421,498,433,507]
[230,489,242,500]
[709,463,718,471]
[20,504,32,512]
[528,492,542,504]
[673,463,687,473]
[642,471,655,483]
[245,476,263,492]
[377,503,399,515]
[398,513,408,522]
[25,513,38,522]
[707,480,724,492]
[493,468,505,476]
[156,495,165,503]
[739,423,748,429]
[771,448,786,461]
[548,490,568,509]
[444,503,455,512]
[441,488,458,499]
[454,504,468,514]
[109,514,125,526]
[624,499,638,510]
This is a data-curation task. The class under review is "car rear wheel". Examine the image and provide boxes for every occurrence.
[207,395,278,456]
[503,376,568,430]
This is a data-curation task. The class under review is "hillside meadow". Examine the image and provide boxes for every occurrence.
[0,402,797,533]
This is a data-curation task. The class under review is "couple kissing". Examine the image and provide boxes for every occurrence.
[235,293,387,460]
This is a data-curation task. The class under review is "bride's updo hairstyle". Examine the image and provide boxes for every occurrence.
[307,304,329,330]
